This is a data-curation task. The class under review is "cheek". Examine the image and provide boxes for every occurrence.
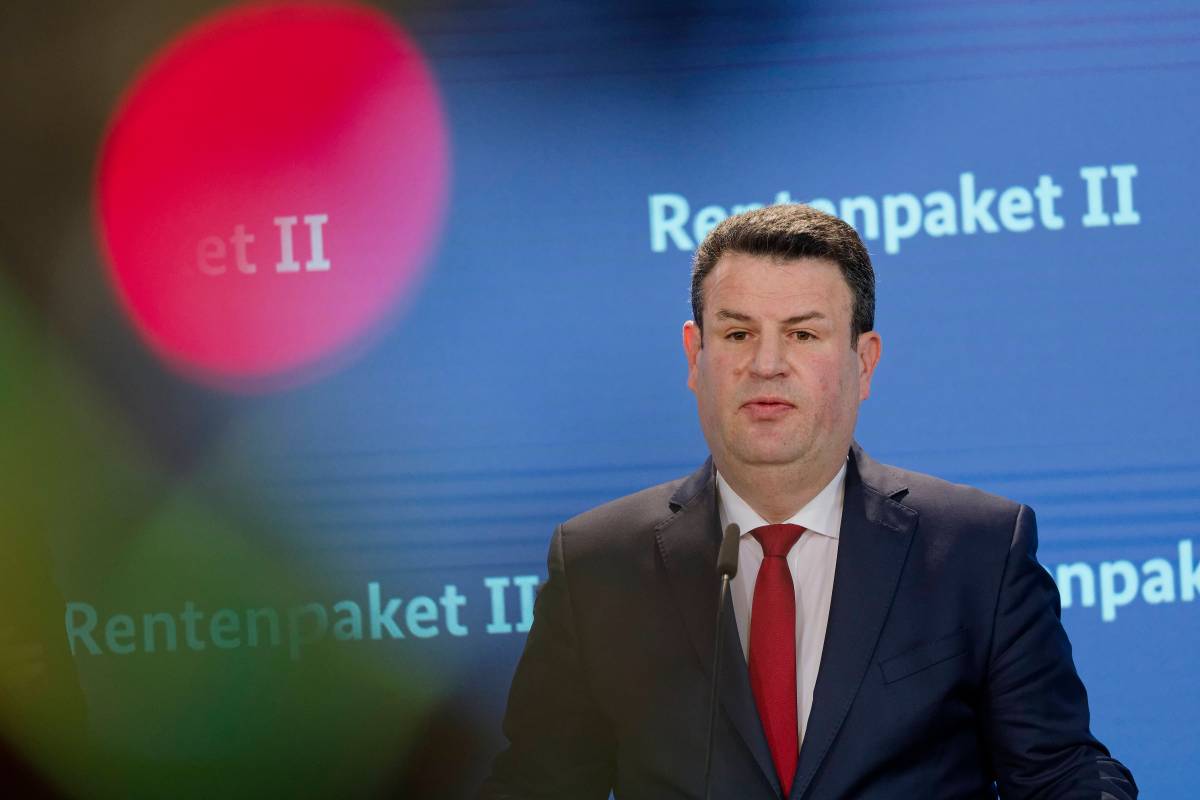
[701,372,731,413]
[838,356,867,410]
[803,355,858,416]
[805,354,844,392]
[696,353,730,395]
[690,364,716,412]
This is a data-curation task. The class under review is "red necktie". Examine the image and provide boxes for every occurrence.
[748,523,805,797]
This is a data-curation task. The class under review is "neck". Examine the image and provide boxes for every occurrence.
[716,453,845,523]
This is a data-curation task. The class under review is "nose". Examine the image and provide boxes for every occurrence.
[747,334,788,379]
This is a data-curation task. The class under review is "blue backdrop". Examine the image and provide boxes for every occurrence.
[16,1,1199,797]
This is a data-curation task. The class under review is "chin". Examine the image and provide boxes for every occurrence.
[730,447,808,467]
[727,432,809,465]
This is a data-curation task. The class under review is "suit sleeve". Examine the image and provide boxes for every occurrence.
[478,524,615,800]
[982,504,1138,800]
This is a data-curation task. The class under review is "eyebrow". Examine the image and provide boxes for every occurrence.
[714,309,828,325]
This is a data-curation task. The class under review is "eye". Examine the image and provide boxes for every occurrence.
[725,330,749,342]
[792,330,815,341]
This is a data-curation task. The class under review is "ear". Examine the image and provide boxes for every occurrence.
[856,330,882,401]
[683,320,702,391]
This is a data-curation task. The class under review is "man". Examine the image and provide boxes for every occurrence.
[480,205,1136,799]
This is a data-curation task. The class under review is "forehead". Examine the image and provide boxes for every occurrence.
[702,252,852,319]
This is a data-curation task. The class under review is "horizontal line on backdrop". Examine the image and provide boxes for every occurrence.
[330,562,549,577]
[947,463,1200,485]
[301,513,565,533]
[609,59,1200,99]
[438,33,1200,85]
[270,485,1200,514]
[303,537,550,552]
[1038,534,1198,554]
[267,460,1200,493]
[1033,510,1200,528]
[406,0,1094,39]
[422,11,1200,62]
[294,514,1195,543]
[297,521,1194,545]
[305,532,1196,558]
[265,462,695,489]
[1024,488,1200,505]
[271,486,650,509]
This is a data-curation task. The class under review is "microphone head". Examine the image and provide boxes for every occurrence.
[717,523,741,578]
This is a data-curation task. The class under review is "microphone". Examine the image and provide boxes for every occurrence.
[704,523,741,800]
[717,522,741,580]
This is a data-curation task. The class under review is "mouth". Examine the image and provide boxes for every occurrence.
[740,397,796,420]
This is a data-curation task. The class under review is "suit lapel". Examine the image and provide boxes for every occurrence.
[655,459,780,795]
[790,444,917,800]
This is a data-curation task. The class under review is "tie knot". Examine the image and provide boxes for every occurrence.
[751,523,805,558]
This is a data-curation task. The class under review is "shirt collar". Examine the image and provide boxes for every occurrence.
[715,460,847,541]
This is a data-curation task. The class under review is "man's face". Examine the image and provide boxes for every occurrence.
[683,252,881,474]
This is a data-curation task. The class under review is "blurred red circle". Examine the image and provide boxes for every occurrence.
[95,2,448,390]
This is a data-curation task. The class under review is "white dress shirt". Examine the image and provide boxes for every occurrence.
[716,461,847,749]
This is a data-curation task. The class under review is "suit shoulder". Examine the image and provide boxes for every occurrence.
[869,456,1025,532]
[864,458,1032,571]
[560,475,687,541]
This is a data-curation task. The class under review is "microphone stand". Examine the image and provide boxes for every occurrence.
[704,524,741,800]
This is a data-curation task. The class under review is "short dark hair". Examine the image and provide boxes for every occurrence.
[690,204,875,346]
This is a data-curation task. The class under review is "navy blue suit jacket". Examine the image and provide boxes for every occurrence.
[481,444,1136,799]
